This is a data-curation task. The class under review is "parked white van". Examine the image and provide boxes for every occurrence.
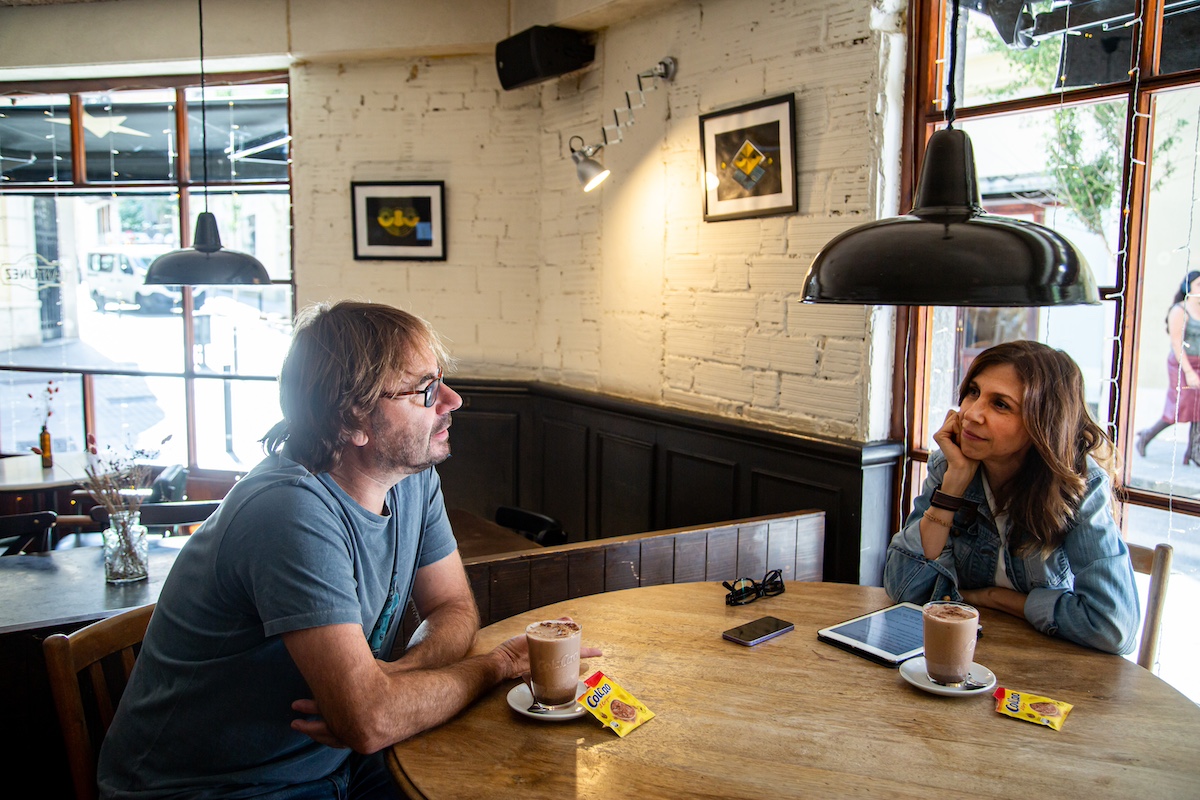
[84,249,199,313]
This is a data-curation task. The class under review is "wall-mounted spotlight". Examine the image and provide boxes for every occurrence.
[569,138,610,192]
[568,56,676,192]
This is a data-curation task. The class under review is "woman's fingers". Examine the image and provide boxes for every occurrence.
[933,409,961,448]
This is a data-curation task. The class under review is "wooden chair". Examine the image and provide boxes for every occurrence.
[43,603,155,800]
[0,510,57,555]
[1129,542,1173,671]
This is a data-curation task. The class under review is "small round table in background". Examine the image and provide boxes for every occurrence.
[0,451,92,512]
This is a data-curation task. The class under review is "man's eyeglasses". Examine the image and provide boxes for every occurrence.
[722,569,785,606]
[381,371,443,408]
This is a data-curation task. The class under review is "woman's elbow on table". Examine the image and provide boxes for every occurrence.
[884,545,935,603]
[1085,603,1140,656]
[1061,615,1138,656]
[1033,589,1139,655]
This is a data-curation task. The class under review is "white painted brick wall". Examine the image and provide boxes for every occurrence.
[745,335,819,376]
[289,0,898,442]
[664,356,695,390]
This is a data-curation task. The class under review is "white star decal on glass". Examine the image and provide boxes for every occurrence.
[47,110,150,138]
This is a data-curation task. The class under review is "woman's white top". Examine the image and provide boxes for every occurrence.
[981,472,1017,590]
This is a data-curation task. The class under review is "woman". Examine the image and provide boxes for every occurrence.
[883,341,1139,655]
[1136,269,1200,463]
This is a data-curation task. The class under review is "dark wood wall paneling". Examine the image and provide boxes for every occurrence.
[540,419,588,536]
[437,380,902,586]
[461,511,825,628]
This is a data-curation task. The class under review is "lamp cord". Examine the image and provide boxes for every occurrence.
[198,0,208,212]
[945,0,960,129]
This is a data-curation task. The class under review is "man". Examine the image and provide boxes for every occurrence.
[99,301,582,798]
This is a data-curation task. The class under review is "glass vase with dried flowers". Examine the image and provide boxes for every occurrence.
[83,433,158,584]
[28,379,59,468]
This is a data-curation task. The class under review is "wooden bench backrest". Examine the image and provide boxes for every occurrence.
[459,510,824,627]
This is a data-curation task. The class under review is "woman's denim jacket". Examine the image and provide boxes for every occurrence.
[883,451,1139,655]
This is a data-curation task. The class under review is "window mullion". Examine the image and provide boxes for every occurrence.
[1111,83,1156,469]
[1108,0,1162,480]
[1142,0,1165,78]
[171,86,202,470]
[68,94,85,185]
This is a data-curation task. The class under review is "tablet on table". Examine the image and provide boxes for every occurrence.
[816,602,925,667]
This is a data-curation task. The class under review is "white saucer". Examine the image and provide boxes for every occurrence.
[506,681,588,721]
[899,657,996,697]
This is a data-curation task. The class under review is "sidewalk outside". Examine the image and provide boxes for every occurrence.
[1128,386,1198,704]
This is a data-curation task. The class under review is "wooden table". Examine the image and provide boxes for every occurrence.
[0,535,186,635]
[388,582,1200,799]
[448,508,541,559]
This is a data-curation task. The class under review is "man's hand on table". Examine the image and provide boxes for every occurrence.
[493,615,604,681]
[289,615,602,748]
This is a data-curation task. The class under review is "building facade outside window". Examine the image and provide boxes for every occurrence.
[905,0,1199,700]
[0,76,292,474]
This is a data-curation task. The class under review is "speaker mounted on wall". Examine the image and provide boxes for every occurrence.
[495,25,594,91]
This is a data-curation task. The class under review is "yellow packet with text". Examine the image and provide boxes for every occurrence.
[992,687,1073,731]
[578,671,654,737]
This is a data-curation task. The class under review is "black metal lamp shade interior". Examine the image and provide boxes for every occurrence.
[802,128,1100,306]
[145,212,269,285]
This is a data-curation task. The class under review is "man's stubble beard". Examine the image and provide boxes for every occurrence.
[377,413,453,475]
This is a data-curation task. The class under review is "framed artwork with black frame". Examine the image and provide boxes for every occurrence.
[699,94,797,222]
[351,181,446,260]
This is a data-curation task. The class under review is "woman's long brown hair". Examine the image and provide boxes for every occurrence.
[959,341,1118,557]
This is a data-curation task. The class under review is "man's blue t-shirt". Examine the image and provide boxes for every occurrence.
[97,453,457,798]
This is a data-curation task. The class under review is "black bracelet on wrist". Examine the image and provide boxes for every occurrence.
[929,489,969,511]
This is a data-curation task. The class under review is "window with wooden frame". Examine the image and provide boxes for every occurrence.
[901,0,1198,696]
[0,73,293,476]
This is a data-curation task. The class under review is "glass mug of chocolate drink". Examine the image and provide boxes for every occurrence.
[525,619,583,709]
[921,601,979,684]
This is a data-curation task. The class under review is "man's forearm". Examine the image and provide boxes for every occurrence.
[388,595,479,671]
[372,649,511,746]
[295,642,519,754]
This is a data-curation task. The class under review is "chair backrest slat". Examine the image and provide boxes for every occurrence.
[119,647,137,677]
[1128,542,1173,672]
[88,661,117,728]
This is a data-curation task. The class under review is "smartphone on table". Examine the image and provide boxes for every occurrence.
[722,616,795,646]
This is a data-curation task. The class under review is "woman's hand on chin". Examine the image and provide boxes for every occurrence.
[933,409,979,494]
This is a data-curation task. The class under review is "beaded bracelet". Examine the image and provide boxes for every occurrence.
[922,509,952,529]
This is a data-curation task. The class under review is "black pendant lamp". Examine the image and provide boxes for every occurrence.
[145,0,269,287]
[802,1,1098,307]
